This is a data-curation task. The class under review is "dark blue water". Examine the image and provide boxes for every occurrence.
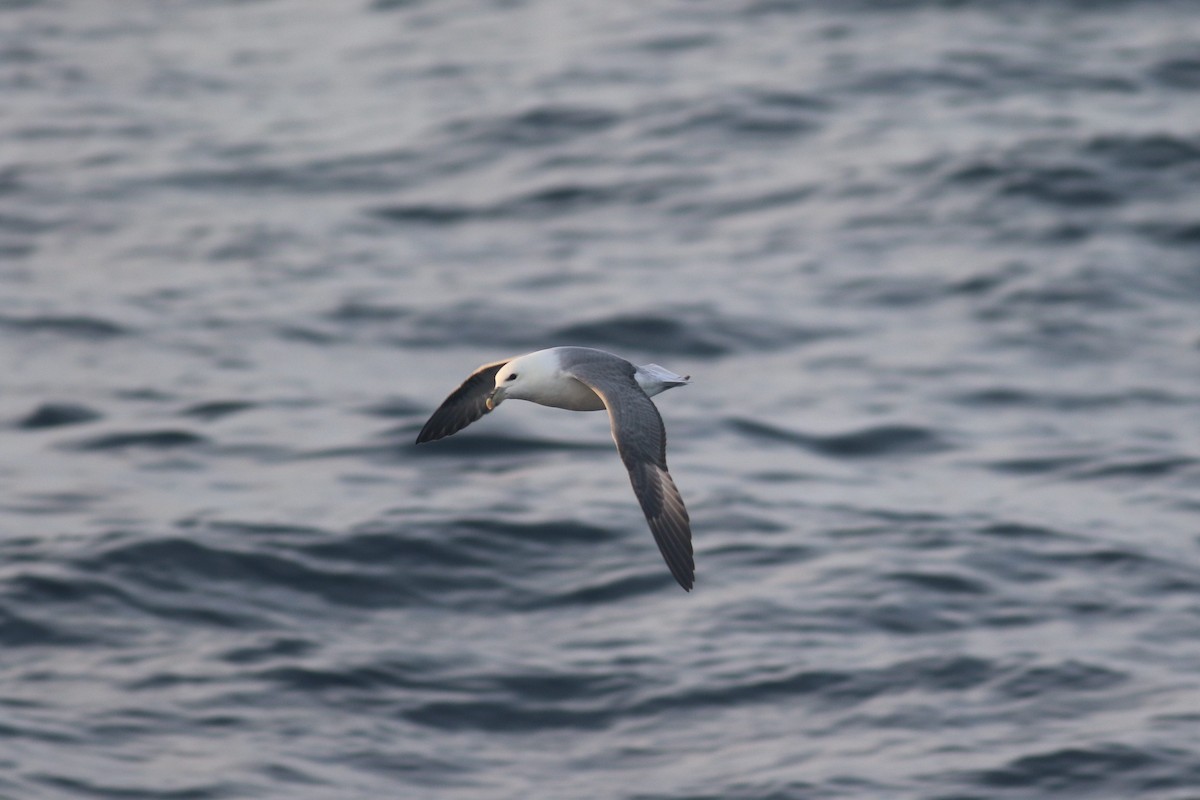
[3,1,1200,798]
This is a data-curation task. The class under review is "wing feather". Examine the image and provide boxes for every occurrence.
[566,359,695,591]
[415,359,509,444]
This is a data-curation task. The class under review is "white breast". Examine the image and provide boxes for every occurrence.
[533,376,605,411]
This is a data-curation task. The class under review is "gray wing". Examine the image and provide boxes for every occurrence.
[566,358,694,591]
[415,359,509,444]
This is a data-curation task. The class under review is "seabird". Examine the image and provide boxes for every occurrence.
[416,346,695,591]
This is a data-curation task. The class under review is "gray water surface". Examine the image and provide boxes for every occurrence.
[3,1,1200,798]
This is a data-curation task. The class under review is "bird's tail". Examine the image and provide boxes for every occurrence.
[635,364,691,396]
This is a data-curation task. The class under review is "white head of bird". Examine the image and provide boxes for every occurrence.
[486,349,562,409]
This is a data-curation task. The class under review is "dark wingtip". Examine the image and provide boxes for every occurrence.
[414,423,448,445]
[414,414,480,445]
[657,530,694,592]
[673,565,694,592]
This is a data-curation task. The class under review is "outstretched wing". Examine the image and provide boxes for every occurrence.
[566,359,694,591]
[415,359,509,444]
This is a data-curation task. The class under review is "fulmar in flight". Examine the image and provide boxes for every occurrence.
[415,346,695,591]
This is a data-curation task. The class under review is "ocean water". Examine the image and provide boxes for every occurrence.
[3,1,1200,798]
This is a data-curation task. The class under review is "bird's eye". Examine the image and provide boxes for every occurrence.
[506,373,518,381]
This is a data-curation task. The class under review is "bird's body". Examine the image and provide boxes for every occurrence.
[416,347,695,591]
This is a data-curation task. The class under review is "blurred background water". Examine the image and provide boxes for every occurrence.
[3,1,1200,798]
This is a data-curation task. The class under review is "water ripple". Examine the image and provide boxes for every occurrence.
[16,402,103,429]
[731,418,951,458]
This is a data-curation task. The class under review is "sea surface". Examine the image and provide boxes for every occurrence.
[3,1,1200,798]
